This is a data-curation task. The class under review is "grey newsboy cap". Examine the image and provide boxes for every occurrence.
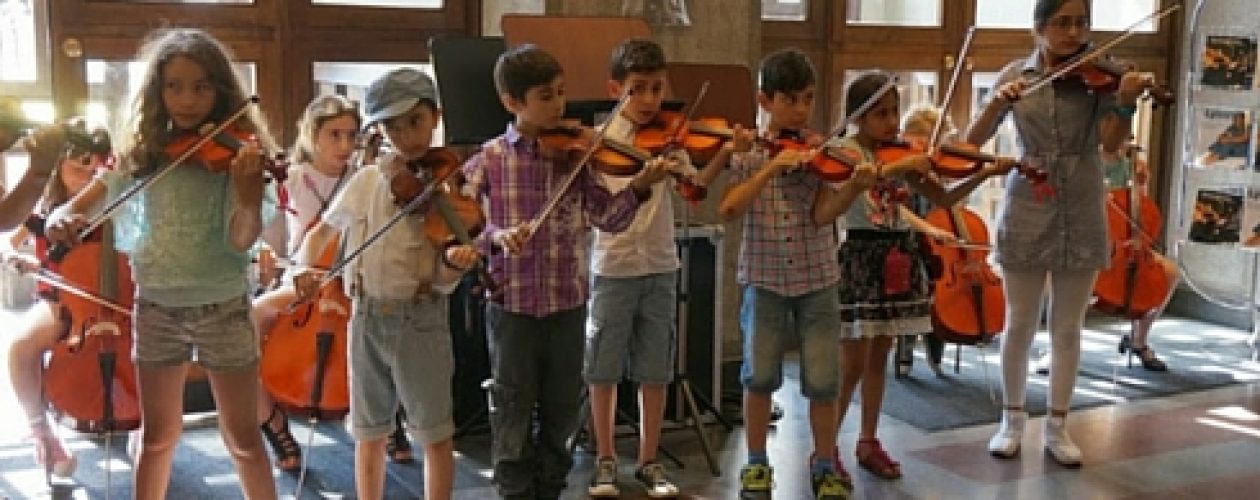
[364,68,438,125]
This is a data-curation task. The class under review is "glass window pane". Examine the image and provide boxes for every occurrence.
[845,0,940,27]
[840,70,938,123]
[91,1,252,3]
[977,0,1157,31]
[311,0,442,7]
[85,59,256,130]
[0,0,38,82]
[312,62,443,146]
[762,0,806,22]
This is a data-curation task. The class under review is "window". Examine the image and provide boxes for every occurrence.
[976,0,1158,32]
[761,0,806,22]
[312,62,443,146]
[311,0,442,8]
[845,0,940,27]
[85,59,257,131]
[0,0,37,82]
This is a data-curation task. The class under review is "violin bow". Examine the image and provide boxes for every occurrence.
[2,254,131,316]
[928,27,977,154]
[1020,4,1181,98]
[57,97,260,257]
[523,89,635,241]
[308,163,460,293]
[828,73,899,140]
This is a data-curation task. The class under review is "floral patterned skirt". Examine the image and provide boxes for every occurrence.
[837,229,933,339]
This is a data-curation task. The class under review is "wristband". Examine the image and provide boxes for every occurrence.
[1112,104,1137,120]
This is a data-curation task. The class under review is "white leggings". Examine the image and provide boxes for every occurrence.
[999,268,1099,412]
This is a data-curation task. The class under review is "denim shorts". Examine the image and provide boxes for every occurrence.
[134,295,258,372]
[584,272,677,385]
[348,295,455,445]
[739,284,841,400]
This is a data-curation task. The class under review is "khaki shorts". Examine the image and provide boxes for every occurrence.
[133,295,259,371]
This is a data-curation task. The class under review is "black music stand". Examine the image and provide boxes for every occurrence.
[429,35,514,146]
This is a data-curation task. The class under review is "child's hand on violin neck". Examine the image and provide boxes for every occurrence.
[884,153,932,178]
[230,141,266,208]
[985,157,1019,177]
[1119,71,1156,103]
[767,148,813,175]
[45,214,89,246]
[443,244,480,271]
[850,163,879,189]
[630,156,671,189]
[3,252,39,274]
[995,79,1030,103]
[493,224,532,255]
[727,125,757,154]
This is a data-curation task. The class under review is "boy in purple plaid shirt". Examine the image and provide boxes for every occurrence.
[717,48,869,500]
[460,44,668,500]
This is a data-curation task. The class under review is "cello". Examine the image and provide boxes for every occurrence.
[33,131,142,433]
[42,222,142,433]
[924,206,1005,343]
[256,130,383,420]
[1092,95,1170,319]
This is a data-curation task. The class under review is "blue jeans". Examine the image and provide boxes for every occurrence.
[740,284,841,400]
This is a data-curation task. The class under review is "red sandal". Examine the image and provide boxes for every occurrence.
[856,437,901,480]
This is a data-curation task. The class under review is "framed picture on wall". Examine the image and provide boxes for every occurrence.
[1199,33,1257,90]
[1189,186,1244,244]
[1241,187,1260,247]
[1191,107,1253,170]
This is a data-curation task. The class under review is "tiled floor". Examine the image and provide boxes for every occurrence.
[2,305,1259,499]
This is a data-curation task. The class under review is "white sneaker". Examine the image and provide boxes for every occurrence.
[988,409,1025,458]
[1044,415,1082,467]
[1034,352,1052,376]
[588,456,620,497]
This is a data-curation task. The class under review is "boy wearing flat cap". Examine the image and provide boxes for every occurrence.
[292,68,478,500]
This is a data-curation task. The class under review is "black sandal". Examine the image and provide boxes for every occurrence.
[1131,345,1168,372]
[260,406,302,472]
[388,412,414,464]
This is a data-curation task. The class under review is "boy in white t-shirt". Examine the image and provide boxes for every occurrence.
[292,68,478,500]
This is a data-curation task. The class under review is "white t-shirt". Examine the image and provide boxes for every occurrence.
[323,153,452,299]
[259,162,350,257]
[589,115,682,277]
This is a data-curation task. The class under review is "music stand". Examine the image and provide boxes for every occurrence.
[429,35,514,146]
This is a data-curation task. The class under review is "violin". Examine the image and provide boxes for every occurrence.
[163,124,290,184]
[388,147,500,297]
[1019,5,1181,103]
[540,121,709,202]
[1047,45,1175,106]
[768,129,858,182]
[873,137,1049,183]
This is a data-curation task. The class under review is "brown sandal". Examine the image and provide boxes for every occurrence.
[260,406,302,472]
[856,437,902,480]
[387,412,414,464]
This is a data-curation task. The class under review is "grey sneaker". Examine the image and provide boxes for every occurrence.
[635,461,679,498]
[588,456,620,497]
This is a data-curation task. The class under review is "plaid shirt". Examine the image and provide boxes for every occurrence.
[730,149,839,297]
[462,123,642,317]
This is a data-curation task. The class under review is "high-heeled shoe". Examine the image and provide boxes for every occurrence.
[1120,335,1168,371]
[988,407,1025,458]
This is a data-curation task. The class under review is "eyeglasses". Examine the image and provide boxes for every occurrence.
[1047,15,1090,30]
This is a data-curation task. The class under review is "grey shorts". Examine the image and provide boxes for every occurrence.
[740,284,841,400]
[584,272,677,385]
[349,295,455,445]
[133,295,259,372]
